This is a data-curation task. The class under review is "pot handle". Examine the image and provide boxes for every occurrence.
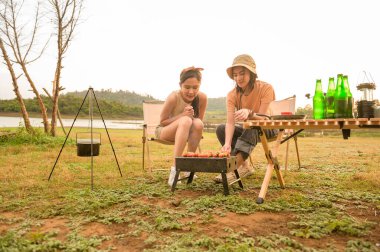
[76,132,102,144]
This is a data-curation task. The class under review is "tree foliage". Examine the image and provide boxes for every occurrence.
[0,88,314,119]
[0,94,143,119]
[67,89,156,106]
[296,104,313,118]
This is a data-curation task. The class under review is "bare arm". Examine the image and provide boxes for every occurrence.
[221,109,235,154]
[257,100,271,115]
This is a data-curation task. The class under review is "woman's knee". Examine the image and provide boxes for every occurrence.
[178,116,193,129]
[216,124,226,137]
[215,124,226,144]
[191,118,204,132]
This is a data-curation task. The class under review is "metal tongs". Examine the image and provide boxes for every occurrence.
[254,113,271,119]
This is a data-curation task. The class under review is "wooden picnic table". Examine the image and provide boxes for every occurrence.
[243,118,380,204]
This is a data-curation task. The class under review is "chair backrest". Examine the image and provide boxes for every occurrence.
[268,95,296,116]
[143,100,165,135]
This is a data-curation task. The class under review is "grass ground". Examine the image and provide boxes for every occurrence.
[0,127,379,251]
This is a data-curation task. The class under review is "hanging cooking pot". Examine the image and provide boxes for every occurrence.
[76,132,101,157]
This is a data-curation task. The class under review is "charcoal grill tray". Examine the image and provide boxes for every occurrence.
[175,156,236,173]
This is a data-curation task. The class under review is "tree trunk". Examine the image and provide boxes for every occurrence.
[43,88,66,135]
[0,38,34,133]
[21,64,50,133]
[0,0,50,134]
[49,0,83,136]
[50,56,62,137]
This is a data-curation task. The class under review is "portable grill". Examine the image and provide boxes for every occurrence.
[171,156,243,195]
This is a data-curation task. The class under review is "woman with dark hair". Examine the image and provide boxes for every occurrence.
[214,54,277,183]
[156,66,208,186]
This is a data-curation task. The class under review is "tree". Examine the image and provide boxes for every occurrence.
[0,37,34,133]
[0,0,51,133]
[296,104,313,119]
[49,0,83,136]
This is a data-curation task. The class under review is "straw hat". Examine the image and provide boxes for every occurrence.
[226,54,257,79]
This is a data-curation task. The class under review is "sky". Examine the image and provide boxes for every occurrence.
[1,0,379,108]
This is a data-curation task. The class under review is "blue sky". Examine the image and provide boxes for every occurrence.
[1,0,379,108]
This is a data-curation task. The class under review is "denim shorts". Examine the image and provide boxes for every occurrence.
[216,124,278,158]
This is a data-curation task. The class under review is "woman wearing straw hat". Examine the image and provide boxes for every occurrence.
[156,66,208,186]
[214,54,277,183]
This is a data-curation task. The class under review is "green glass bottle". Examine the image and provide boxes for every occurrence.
[325,77,335,118]
[335,73,343,117]
[343,75,353,118]
[313,79,325,119]
[336,74,343,91]
[334,75,348,118]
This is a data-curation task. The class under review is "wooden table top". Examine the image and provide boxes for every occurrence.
[243,118,380,130]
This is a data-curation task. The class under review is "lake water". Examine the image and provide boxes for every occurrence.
[0,116,143,130]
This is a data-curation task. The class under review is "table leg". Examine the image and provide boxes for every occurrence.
[294,136,301,170]
[256,130,285,204]
[285,140,290,172]
[257,163,274,204]
[274,163,285,188]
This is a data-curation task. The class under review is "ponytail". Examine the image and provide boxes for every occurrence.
[191,95,200,118]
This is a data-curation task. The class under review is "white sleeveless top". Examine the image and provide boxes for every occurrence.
[155,90,192,139]
[171,90,191,118]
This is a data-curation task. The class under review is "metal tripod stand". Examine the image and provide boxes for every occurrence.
[48,87,122,189]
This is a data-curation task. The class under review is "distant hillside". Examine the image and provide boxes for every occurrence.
[66,89,226,111]
[0,88,312,122]
[0,89,227,120]
[66,89,158,106]
[207,97,226,111]
[0,94,143,119]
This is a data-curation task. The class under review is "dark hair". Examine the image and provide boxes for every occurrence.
[180,69,202,118]
[180,69,202,84]
[235,70,257,110]
[191,96,200,118]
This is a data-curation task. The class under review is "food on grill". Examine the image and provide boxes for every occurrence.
[182,151,230,158]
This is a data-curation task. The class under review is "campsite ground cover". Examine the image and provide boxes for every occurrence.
[0,128,379,251]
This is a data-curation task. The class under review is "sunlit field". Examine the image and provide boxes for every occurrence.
[0,127,379,251]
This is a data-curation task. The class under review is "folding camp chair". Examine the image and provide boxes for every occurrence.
[142,100,172,173]
[249,95,301,171]
[142,100,202,173]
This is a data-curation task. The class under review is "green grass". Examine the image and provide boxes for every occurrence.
[0,127,379,251]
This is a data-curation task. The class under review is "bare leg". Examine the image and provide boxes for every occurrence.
[173,118,192,162]
[159,116,193,166]
[187,118,203,152]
